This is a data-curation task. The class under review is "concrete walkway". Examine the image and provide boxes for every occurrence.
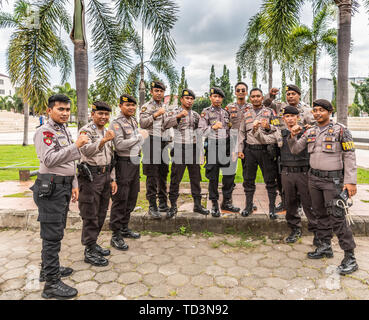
[0,229,368,300]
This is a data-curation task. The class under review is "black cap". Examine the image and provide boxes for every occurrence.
[313,99,333,111]
[150,80,166,91]
[210,87,225,98]
[92,100,112,112]
[120,94,137,105]
[286,84,301,95]
[181,89,196,99]
[283,105,299,115]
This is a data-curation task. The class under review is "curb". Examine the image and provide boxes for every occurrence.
[1,209,368,237]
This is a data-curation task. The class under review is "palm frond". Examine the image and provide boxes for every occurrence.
[123,63,141,96]
[0,12,18,28]
[149,59,179,95]
[88,0,132,105]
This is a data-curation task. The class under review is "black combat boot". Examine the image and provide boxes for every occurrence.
[193,197,209,215]
[167,201,177,219]
[42,273,78,300]
[148,199,161,219]
[158,199,169,212]
[337,250,359,275]
[269,204,278,220]
[120,226,141,239]
[275,202,284,212]
[221,198,240,213]
[313,231,322,247]
[307,241,333,259]
[241,199,254,217]
[94,243,111,256]
[111,231,129,251]
[84,245,109,267]
[39,266,73,282]
[285,228,302,243]
[211,200,221,218]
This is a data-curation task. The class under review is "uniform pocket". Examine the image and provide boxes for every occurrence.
[78,192,95,219]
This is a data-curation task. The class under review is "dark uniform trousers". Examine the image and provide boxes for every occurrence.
[243,144,277,207]
[31,176,73,279]
[308,173,356,251]
[205,138,237,201]
[78,172,111,247]
[142,135,169,202]
[110,157,140,232]
[281,167,317,232]
[169,143,202,203]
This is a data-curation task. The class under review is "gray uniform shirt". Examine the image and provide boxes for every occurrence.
[238,106,278,152]
[110,112,144,158]
[78,121,115,180]
[288,121,357,185]
[198,106,231,140]
[162,107,201,144]
[225,102,252,130]
[34,118,81,189]
[139,99,173,140]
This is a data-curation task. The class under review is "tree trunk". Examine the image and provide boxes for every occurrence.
[71,0,88,130]
[22,102,29,146]
[335,0,351,126]
[139,62,145,107]
[268,55,273,91]
[312,52,317,102]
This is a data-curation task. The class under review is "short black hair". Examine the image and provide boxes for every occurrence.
[235,82,248,91]
[48,94,71,108]
[249,88,263,95]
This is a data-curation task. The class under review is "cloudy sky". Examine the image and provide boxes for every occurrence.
[1,0,369,98]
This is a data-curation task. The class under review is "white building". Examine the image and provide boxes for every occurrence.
[0,73,16,97]
[303,77,367,105]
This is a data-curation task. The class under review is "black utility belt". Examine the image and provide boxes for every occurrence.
[37,174,74,184]
[310,168,343,179]
[116,155,140,163]
[87,164,111,174]
[246,144,267,150]
[282,166,309,173]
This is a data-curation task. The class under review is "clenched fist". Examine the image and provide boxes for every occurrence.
[212,121,223,130]
[290,125,302,137]
[75,134,89,148]
[269,88,279,97]
[176,109,188,119]
[154,107,166,119]
[139,129,149,140]
[260,118,270,130]
[103,130,115,142]
[253,120,260,131]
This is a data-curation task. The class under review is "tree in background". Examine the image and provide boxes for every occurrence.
[0,0,72,145]
[177,66,188,106]
[192,97,210,114]
[351,78,369,114]
[209,65,216,89]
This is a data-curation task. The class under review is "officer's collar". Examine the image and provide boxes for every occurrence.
[120,111,133,121]
[48,118,65,131]
[151,99,162,107]
[211,105,221,110]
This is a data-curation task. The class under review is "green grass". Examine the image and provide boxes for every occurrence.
[1,145,369,185]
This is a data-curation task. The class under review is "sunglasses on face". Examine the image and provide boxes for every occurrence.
[236,89,246,93]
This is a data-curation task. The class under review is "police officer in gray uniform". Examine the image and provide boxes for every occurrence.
[31,94,88,299]
[78,101,116,267]
[140,81,171,218]
[163,89,209,218]
[289,99,358,275]
[198,87,240,217]
[255,106,318,245]
[109,94,147,250]
[238,88,280,219]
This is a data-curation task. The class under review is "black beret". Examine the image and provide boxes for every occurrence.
[150,80,166,91]
[181,88,195,99]
[91,100,111,112]
[313,99,333,111]
[283,105,299,115]
[286,84,301,95]
[120,94,137,105]
[210,87,225,98]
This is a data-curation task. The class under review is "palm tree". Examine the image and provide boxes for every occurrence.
[290,5,337,101]
[50,82,77,120]
[115,0,179,107]
[0,0,71,145]
[237,13,275,91]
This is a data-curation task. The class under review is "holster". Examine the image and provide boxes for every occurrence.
[38,175,55,198]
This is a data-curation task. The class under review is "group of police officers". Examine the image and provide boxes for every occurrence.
[31,80,359,299]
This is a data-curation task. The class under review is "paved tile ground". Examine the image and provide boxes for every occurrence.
[0,229,368,300]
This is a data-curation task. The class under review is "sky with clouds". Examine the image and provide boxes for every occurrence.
[1,0,369,98]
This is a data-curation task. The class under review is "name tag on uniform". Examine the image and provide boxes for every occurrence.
[342,141,355,151]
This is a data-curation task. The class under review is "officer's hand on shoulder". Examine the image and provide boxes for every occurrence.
[104,130,115,142]
[75,134,89,148]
